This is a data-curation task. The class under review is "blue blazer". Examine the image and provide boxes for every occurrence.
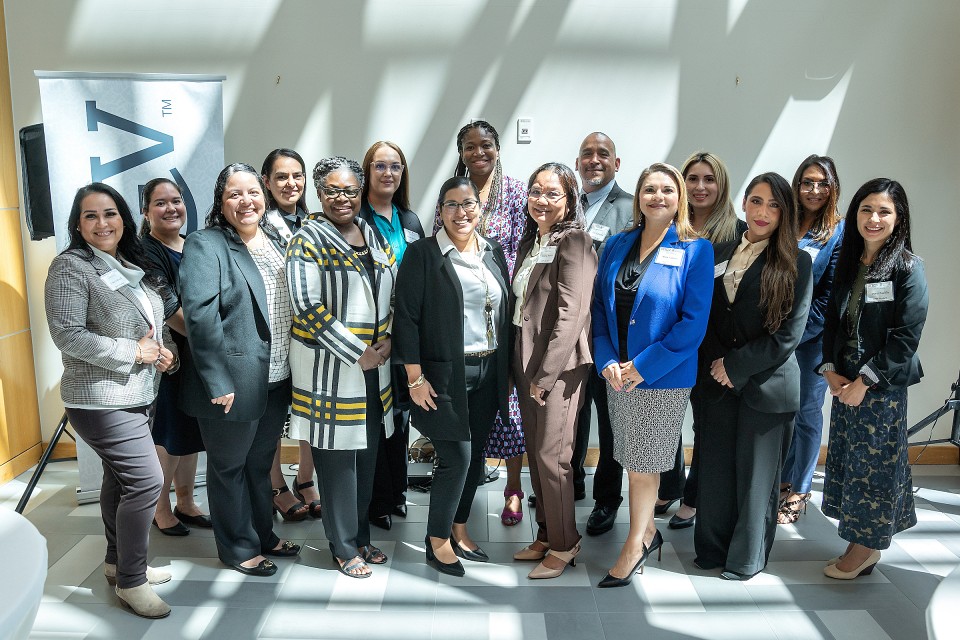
[799,224,843,345]
[592,224,714,389]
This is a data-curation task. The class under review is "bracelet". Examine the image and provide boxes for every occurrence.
[134,343,143,365]
[407,374,425,389]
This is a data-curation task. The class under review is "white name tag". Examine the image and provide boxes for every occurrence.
[714,260,728,279]
[587,223,610,242]
[266,210,293,243]
[802,246,821,261]
[655,247,683,267]
[403,228,420,243]
[370,246,390,266]
[100,269,128,291]
[865,281,894,303]
[536,246,558,264]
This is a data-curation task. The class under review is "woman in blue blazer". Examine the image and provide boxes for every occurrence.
[592,163,714,587]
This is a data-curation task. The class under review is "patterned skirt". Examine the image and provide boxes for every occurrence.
[484,388,526,459]
[607,386,691,473]
[821,351,916,549]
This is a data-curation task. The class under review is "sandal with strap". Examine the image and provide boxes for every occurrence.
[272,485,309,522]
[501,489,524,526]
[292,479,323,519]
[361,544,388,565]
[777,492,811,525]
[778,483,793,507]
[338,555,372,579]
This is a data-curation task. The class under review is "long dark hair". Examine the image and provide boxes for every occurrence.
[64,182,165,289]
[362,141,411,211]
[834,178,915,289]
[260,148,309,215]
[791,154,841,244]
[520,162,583,244]
[138,177,182,237]
[743,173,800,333]
[206,163,281,244]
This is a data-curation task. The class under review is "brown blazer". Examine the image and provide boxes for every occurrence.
[512,228,598,391]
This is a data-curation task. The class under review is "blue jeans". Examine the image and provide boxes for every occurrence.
[781,340,828,493]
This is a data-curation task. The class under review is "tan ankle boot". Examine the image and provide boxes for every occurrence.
[103,563,172,585]
[115,583,171,618]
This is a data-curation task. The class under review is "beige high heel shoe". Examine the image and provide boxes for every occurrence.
[514,541,550,561]
[823,550,881,579]
[528,542,580,579]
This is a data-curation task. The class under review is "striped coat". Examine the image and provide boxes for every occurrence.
[286,216,396,450]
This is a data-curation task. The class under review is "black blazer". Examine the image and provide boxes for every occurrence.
[697,241,813,413]
[178,227,278,422]
[821,258,927,390]
[393,235,510,441]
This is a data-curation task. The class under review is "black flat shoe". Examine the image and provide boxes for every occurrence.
[229,559,277,576]
[598,543,650,588]
[574,488,586,501]
[654,499,677,516]
[693,558,722,570]
[528,494,537,508]
[586,504,618,536]
[393,503,408,518]
[425,536,465,577]
[452,538,489,563]
[370,514,392,530]
[263,540,301,557]
[668,513,696,530]
[173,507,212,528]
[153,519,189,537]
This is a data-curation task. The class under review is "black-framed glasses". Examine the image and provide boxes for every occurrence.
[372,162,404,175]
[320,186,361,199]
[441,199,479,213]
[799,180,831,193]
[528,189,566,202]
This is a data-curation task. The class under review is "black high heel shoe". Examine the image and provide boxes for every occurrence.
[425,536,465,577]
[598,542,650,588]
[451,535,489,563]
[646,529,664,562]
[654,499,677,516]
[272,485,308,522]
[292,479,323,519]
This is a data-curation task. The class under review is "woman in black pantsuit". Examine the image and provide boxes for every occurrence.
[394,176,510,576]
[692,172,812,580]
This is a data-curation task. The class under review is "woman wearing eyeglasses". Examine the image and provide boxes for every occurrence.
[779,155,844,524]
[512,163,597,579]
[394,176,510,576]
[436,121,529,527]
[359,141,425,532]
[285,156,396,578]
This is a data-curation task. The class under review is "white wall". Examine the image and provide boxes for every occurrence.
[6,0,960,445]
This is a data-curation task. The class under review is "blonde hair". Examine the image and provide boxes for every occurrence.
[680,151,739,244]
[631,163,695,241]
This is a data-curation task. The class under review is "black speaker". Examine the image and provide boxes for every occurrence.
[19,124,55,241]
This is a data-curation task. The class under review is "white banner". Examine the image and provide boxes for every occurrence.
[36,71,225,251]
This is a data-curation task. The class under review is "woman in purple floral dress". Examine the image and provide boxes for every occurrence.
[434,120,528,525]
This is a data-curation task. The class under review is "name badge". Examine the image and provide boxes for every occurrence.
[370,246,390,265]
[802,246,821,261]
[714,260,728,279]
[100,269,128,291]
[266,210,293,243]
[655,247,683,267]
[403,228,420,244]
[536,246,558,264]
[587,223,610,242]
[865,281,894,303]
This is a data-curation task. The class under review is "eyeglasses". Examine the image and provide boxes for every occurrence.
[372,162,404,175]
[320,186,361,199]
[528,189,566,202]
[799,180,831,193]
[441,199,479,213]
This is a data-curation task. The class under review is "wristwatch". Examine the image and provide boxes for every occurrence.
[859,373,874,388]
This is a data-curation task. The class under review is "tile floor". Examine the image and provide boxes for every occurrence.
[4,461,960,639]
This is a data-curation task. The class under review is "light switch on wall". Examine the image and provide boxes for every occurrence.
[517,118,532,143]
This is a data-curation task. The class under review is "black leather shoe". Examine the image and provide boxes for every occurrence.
[586,504,618,536]
[668,513,696,530]
[263,540,301,557]
[370,514,392,530]
[654,499,677,516]
[425,536,465,577]
[574,488,587,501]
[393,503,408,518]
[173,507,213,528]
[153,519,189,537]
[528,494,537,508]
[228,559,277,576]
[452,539,489,563]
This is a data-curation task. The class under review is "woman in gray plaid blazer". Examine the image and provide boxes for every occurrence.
[45,183,178,619]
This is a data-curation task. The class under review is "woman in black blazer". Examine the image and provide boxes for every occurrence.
[394,176,510,576]
[358,140,426,530]
[179,163,300,577]
[693,172,812,580]
[819,179,928,579]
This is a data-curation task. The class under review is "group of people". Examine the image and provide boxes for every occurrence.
[44,121,929,619]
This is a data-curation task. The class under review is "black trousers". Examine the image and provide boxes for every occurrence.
[197,379,290,565]
[426,353,499,538]
[572,372,623,508]
[693,389,794,575]
[369,409,409,518]
[657,389,704,504]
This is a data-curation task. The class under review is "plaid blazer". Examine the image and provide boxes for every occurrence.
[44,248,174,408]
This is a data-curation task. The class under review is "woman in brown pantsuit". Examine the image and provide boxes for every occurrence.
[511,162,598,579]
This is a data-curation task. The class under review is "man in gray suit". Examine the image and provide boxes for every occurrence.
[574,131,634,535]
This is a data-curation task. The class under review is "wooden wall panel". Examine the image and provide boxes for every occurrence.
[0,210,31,335]
[0,331,41,461]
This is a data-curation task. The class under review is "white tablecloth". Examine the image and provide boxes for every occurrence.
[1,508,47,639]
